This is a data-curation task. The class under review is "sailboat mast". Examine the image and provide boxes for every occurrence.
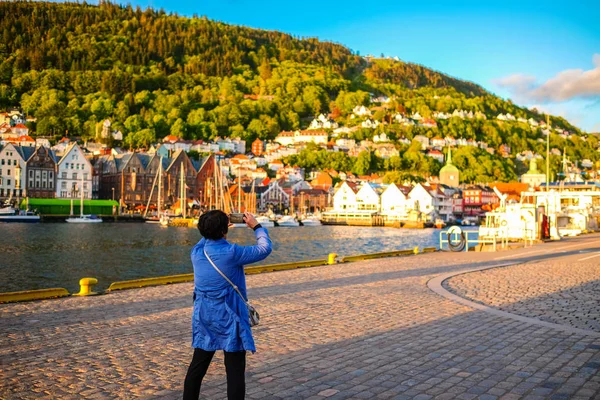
[158,157,162,214]
[238,173,241,212]
[251,180,256,213]
[144,158,159,218]
[180,164,186,219]
[80,174,84,217]
[213,157,218,210]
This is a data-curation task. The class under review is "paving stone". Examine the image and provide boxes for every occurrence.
[1,237,600,399]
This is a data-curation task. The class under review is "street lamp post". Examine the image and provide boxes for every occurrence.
[112,187,115,201]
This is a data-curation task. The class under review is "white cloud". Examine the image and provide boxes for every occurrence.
[495,54,600,103]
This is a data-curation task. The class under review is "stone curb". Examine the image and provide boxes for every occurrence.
[427,262,600,337]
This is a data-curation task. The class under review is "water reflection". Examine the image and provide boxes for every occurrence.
[0,224,453,293]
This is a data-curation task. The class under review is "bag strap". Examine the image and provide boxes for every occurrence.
[203,248,250,306]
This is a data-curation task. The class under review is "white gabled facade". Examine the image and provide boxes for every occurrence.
[355,183,380,211]
[56,143,94,199]
[380,184,409,219]
[332,181,357,211]
[408,183,435,218]
[0,143,29,199]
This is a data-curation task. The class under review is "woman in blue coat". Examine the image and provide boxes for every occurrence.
[183,210,272,400]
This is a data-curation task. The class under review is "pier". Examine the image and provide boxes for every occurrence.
[1,234,599,399]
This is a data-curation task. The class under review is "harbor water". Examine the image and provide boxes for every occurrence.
[0,224,465,293]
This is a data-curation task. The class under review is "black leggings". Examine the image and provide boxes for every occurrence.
[183,348,246,400]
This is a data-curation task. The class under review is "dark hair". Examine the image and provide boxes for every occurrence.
[198,210,229,240]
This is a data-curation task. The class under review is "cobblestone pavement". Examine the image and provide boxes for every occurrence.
[445,261,600,333]
[1,235,599,400]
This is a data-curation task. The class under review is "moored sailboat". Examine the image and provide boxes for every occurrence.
[66,176,102,223]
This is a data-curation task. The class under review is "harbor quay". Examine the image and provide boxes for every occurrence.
[1,236,599,399]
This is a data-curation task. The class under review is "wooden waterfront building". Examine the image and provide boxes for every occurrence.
[26,146,57,199]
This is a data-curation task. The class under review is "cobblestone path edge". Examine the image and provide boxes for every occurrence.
[426,262,600,338]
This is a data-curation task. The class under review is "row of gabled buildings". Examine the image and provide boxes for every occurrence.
[330,180,499,223]
[0,139,336,214]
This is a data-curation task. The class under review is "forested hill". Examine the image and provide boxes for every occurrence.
[0,1,362,76]
[0,1,596,183]
[1,1,486,94]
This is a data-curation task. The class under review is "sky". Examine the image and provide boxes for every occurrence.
[117,0,600,132]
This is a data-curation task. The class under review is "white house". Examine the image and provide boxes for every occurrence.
[413,135,430,149]
[444,136,457,147]
[373,133,389,143]
[335,138,356,149]
[308,114,338,130]
[275,130,328,146]
[268,160,284,171]
[374,144,399,159]
[0,143,34,200]
[380,184,410,220]
[427,150,445,163]
[408,183,435,219]
[332,181,358,211]
[431,137,446,148]
[355,183,380,212]
[217,137,246,154]
[431,186,454,222]
[56,143,94,199]
[361,119,380,129]
[352,105,371,117]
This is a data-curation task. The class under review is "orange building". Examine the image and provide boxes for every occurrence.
[251,138,264,156]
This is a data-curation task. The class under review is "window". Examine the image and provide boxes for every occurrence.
[66,163,69,169]
[7,179,11,186]
[72,173,77,180]
[61,182,67,189]
[29,179,34,187]
[29,170,33,178]
[7,169,10,176]
[13,160,17,166]
[42,181,46,189]
[61,191,67,197]
[62,172,67,179]
[76,164,79,169]
[83,183,88,190]
[49,172,53,179]
[49,181,54,189]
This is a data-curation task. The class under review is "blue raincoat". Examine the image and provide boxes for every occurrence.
[190,227,272,352]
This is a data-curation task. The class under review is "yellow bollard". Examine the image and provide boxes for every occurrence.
[73,277,99,296]
[413,246,419,254]
[328,253,338,265]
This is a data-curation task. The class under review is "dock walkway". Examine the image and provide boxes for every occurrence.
[1,234,599,399]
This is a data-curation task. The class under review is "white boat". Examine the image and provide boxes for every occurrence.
[300,216,321,226]
[277,215,300,227]
[159,213,170,227]
[0,207,41,223]
[256,216,275,227]
[66,175,102,223]
[66,214,102,223]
